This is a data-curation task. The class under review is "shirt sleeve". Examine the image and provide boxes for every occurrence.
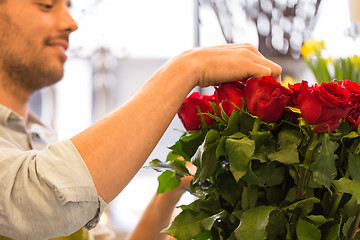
[0,138,107,240]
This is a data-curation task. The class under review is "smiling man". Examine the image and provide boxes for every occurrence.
[0,0,281,239]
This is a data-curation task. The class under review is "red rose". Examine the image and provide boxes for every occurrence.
[299,81,352,132]
[338,80,360,103]
[348,114,360,131]
[288,82,302,108]
[178,92,217,131]
[244,76,291,123]
[283,82,302,123]
[215,80,246,117]
[338,80,360,130]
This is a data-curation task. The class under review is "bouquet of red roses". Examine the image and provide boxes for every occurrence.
[149,76,360,240]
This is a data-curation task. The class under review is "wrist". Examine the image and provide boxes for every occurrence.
[158,188,186,207]
[167,48,203,89]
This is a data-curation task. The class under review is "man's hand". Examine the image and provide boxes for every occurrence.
[169,43,282,88]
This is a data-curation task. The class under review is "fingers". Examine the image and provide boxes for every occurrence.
[178,175,193,189]
[240,46,282,82]
[194,43,282,87]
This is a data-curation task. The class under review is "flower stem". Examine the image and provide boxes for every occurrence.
[251,118,261,134]
[327,170,348,219]
[349,207,360,239]
[210,176,222,209]
[291,133,319,238]
[296,133,318,198]
[328,192,344,219]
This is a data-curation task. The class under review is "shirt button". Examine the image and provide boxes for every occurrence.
[85,218,99,229]
[91,220,97,228]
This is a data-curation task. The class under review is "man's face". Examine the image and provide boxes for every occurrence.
[0,0,78,93]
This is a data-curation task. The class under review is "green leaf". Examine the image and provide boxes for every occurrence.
[192,130,220,182]
[296,218,321,240]
[229,132,247,139]
[267,145,299,164]
[170,130,207,161]
[222,110,241,136]
[252,144,274,163]
[278,129,303,147]
[163,210,226,240]
[254,162,285,187]
[250,131,277,162]
[310,136,338,189]
[349,153,360,181]
[216,171,242,206]
[193,142,218,182]
[265,187,284,205]
[350,138,360,154]
[305,215,332,227]
[234,205,277,240]
[157,170,180,194]
[148,159,189,175]
[266,210,286,240]
[282,197,320,211]
[250,131,273,150]
[181,196,220,214]
[166,151,181,162]
[340,196,358,219]
[241,184,258,210]
[341,131,360,140]
[285,187,297,202]
[324,222,341,240]
[204,129,221,145]
[333,178,360,204]
[216,136,227,158]
[238,111,256,135]
[193,230,212,240]
[201,112,224,125]
[242,161,265,187]
[342,216,355,238]
[226,137,255,180]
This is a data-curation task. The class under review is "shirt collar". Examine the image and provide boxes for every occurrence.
[0,104,45,130]
[0,104,19,127]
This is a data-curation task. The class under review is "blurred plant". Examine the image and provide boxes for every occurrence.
[301,39,360,84]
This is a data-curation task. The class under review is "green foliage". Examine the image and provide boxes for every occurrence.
[149,108,360,239]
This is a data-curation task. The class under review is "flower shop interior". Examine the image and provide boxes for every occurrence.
[29,0,360,239]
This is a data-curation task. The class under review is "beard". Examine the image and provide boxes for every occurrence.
[2,45,65,93]
[0,12,66,96]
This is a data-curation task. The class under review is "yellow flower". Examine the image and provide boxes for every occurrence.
[350,55,360,69]
[282,75,298,88]
[300,39,326,60]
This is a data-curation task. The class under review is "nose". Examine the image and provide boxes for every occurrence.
[58,6,78,34]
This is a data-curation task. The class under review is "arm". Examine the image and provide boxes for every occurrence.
[126,176,193,240]
[70,44,282,203]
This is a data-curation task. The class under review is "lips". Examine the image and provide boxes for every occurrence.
[48,40,69,58]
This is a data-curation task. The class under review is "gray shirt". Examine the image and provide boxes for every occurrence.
[0,105,107,240]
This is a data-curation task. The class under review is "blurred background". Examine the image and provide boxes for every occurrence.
[29,0,360,238]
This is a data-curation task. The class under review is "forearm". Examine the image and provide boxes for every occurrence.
[70,44,282,203]
[70,53,197,203]
[127,191,183,240]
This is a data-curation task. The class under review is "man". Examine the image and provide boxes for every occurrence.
[0,0,282,239]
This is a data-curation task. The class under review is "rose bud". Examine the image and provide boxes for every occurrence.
[299,80,352,132]
[338,80,360,130]
[215,79,246,117]
[288,82,302,108]
[178,92,217,131]
[244,76,291,123]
